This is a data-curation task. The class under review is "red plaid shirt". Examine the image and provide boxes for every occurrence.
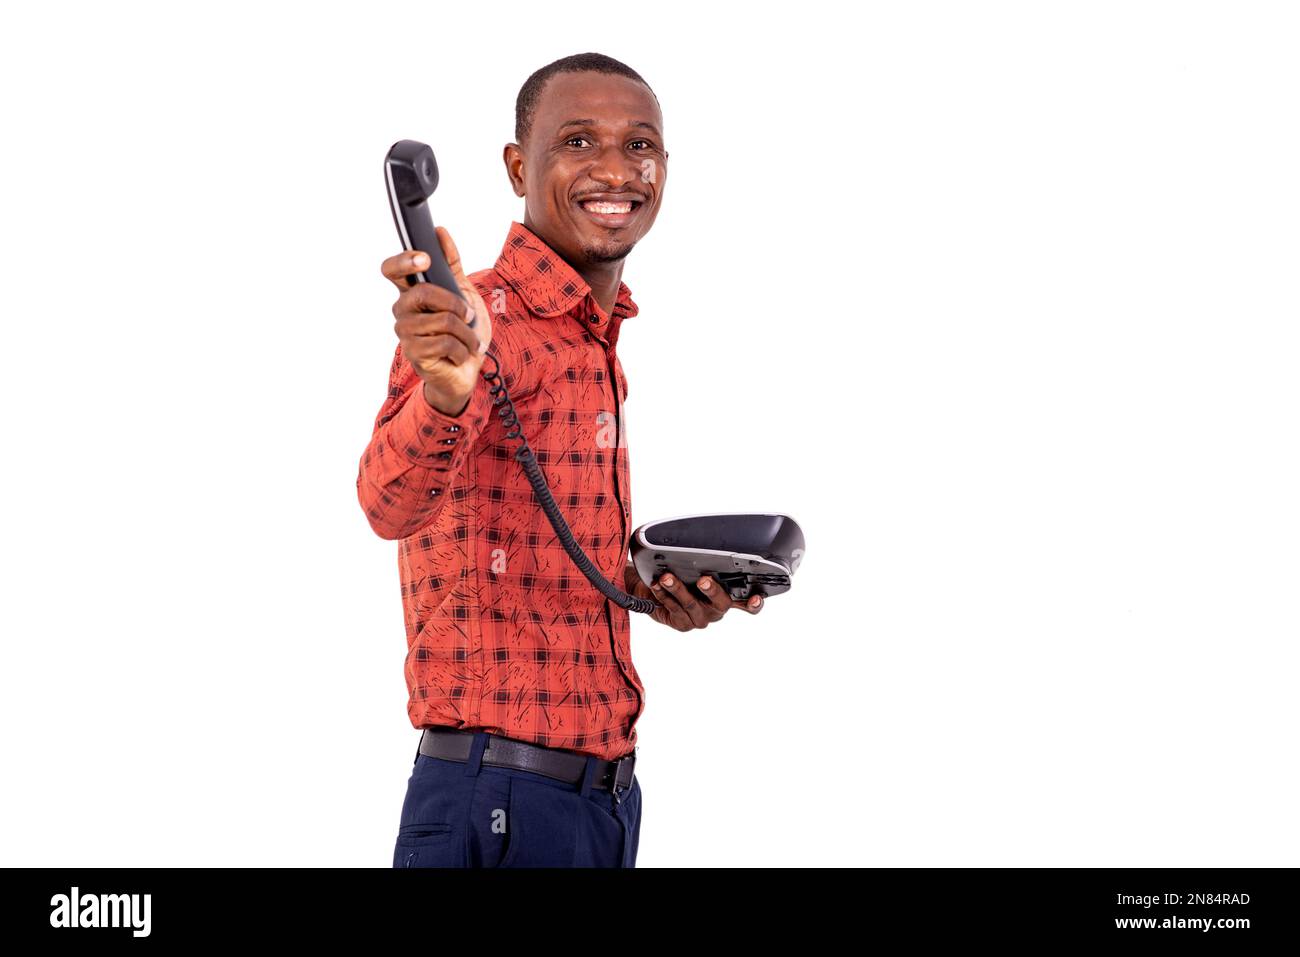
[357,220,644,761]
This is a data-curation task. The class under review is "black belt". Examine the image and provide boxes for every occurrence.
[417,726,637,796]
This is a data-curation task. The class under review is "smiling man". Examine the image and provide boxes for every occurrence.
[358,52,762,868]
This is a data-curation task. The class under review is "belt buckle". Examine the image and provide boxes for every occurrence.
[609,750,636,799]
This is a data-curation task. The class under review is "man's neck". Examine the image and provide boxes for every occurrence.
[575,261,623,320]
[524,218,624,318]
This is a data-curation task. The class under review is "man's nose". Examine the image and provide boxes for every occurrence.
[587,144,638,187]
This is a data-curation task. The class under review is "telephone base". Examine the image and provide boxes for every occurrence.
[629,513,805,603]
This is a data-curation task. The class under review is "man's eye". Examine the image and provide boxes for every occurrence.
[565,136,589,147]
[629,139,653,150]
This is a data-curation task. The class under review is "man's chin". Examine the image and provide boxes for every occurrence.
[581,237,635,263]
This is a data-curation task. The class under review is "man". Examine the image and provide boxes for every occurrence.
[357,52,763,868]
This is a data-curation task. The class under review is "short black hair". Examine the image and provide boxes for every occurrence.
[515,52,659,145]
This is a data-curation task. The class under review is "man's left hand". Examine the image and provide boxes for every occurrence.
[623,562,763,631]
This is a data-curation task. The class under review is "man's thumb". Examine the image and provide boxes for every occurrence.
[435,225,468,284]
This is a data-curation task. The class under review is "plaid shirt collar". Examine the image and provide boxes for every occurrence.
[493,221,639,343]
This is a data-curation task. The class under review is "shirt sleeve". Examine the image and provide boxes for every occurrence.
[355,341,495,541]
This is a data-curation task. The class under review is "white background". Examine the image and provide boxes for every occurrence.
[2,1,1296,867]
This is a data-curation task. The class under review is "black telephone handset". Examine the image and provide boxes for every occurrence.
[383,140,476,329]
[382,140,804,612]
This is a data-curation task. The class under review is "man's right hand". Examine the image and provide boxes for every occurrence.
[381,225,493,417]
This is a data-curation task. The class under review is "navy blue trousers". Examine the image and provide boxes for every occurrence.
[392,731,642,868]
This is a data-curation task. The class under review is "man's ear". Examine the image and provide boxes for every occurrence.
[503,142,526,198]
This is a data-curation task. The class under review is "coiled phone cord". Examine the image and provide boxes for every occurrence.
[479,351,658,614]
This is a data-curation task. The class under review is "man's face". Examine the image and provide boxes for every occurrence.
[508,71,667,266]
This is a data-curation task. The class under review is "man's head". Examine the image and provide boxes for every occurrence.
[505,53,667,268]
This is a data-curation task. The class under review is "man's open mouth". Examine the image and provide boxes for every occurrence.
[576,195,644,227]
[580,199,639,214]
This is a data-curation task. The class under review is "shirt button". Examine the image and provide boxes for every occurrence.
[589,314,600,324]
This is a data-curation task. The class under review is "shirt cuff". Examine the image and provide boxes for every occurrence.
[387,376,493,468]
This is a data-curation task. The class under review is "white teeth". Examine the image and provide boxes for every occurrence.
[582,201,634,214]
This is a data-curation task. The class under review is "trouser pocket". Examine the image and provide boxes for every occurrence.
[393,821,463,868]
[392,756,472,868]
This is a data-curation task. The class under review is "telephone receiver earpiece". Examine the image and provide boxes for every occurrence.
[384,140,477,330]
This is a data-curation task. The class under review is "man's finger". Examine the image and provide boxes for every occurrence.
[381,250,431,292]
[657,574,711,629]
[395,311,481,359]
[648,578,691,624]
[418,335,472,367]
[694,576,734,616]
[625,573,659,604]
[648,577,678,608]
[401,282,470,320]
